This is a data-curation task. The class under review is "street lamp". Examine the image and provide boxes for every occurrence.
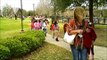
[20,0,24,32]
[33,3,35,16]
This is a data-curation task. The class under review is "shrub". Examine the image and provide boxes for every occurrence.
[2,38,29,57]
[0,30,45,59]
[0,44,10,60]
[23,30,45,48]
[13,30,45,50]
[31,30,45,47]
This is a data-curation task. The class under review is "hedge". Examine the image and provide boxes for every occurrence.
[0,30,45,60]
[0,44,10,60]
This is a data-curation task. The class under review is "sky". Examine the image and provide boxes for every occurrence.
[0,0,40,11]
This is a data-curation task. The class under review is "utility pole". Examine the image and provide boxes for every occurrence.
[0,0,1,16]
[20,0,24,32]
[33,3,35,16]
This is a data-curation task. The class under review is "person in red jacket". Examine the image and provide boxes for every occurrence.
[83,22,97,60]
[67,7,97,60]
[50,21,55,38]
[31,17,35,30]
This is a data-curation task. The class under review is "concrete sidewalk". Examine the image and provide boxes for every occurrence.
[45,34,107,60]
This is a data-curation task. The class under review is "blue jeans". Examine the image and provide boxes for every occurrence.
[43,28,47,33]
[43,28,47,36]
[70,45,87,60]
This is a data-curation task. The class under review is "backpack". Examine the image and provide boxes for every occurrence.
[34,22,40,29]
[54,24,59,30]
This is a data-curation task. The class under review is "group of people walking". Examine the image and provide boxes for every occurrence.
[31,15,48,36]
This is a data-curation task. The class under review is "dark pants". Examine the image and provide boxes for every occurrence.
[43,28,47,36]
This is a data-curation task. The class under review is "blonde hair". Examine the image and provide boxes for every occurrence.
[74,7,86,22]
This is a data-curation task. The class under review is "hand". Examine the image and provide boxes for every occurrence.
[91,41,94,47]
[86,28,91,33]
[77,30,83,33]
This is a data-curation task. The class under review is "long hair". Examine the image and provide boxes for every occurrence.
[74,7,86,23]
[74,7,86,30]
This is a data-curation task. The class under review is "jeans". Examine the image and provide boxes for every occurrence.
[43,28,47,36]
[43,28,47,33]
[70,45,87,60]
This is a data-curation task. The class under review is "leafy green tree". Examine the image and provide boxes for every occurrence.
[27,10,34,16]
[2,4,14,17]
[16,8,27,18]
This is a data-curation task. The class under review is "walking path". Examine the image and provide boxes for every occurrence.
[45,34,107,60]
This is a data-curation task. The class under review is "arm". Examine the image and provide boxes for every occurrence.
[90,28,97,47]
[66,26,83,35]
[91,28,97,41]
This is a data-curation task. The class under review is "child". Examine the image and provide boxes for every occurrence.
[63,20,69,34]
[50,21,55,38]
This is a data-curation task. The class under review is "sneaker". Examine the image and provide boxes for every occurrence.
[56,38,59,41]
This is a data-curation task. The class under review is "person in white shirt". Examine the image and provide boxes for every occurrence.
[42,19,48,36]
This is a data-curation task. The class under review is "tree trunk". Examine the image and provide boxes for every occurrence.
[89,0,93,23]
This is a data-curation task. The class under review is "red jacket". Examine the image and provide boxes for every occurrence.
[31,22,34,29]
[51,23,55,30]
[69,19,97,49]
[83,27,97,48]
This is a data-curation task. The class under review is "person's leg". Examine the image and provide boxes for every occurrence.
[70,45,79,60]
[52,30,55,38]
[45,28,47,36]
[81,47,88,60]
[56,30,59,41]
[91,47,94,60]
[43,28,47,36]
[88,47,94,60]
[79,49,82,60]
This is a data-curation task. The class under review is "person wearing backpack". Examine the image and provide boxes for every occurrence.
[67,7,97,60]
[34,19,40,30]
[42,19,48,36]
[53,20,59,41]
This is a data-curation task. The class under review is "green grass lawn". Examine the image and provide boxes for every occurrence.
[0,17,30,32]
[12,42,72,60]
[0,17,31,39]
[94,24,107,47]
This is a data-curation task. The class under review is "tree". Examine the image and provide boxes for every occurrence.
[2,4,14,17]
[27,10,34,16]
[16,8,27,18]
[13,8,19,20]
[35,0,53,16]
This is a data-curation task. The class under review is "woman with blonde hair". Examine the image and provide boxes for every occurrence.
[66,7,96,60]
